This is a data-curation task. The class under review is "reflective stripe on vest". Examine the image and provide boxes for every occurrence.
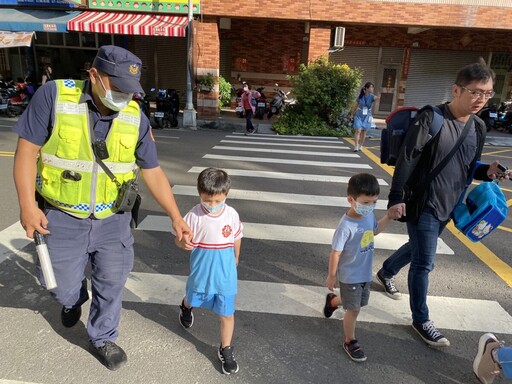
[37,79,140,219]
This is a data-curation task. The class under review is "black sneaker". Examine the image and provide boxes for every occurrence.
[323,293,338,318]
[376,269,402,299]
[343,340,367,362]
[61,306,82,328]
[179,298,194,329]
[218,345,239,374]
[412,320,450,347]
[89,341,127,371]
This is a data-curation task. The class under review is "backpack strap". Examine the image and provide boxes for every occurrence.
[428,105,444,139]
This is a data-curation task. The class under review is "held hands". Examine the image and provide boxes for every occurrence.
[173,218,194,250]
[487,161,511,181]
[388,203,406,220]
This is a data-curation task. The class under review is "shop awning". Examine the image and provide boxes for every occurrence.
[67,11,188,37]
[0,31,34,48]
[0,9,81,32]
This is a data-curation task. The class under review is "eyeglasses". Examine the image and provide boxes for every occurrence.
[460,86,495,99]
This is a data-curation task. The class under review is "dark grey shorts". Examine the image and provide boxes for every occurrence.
[339,281,371,310]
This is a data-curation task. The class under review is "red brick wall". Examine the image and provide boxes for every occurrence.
[308,25,331,62]
[195,19,220,119]
[202,0,512,31]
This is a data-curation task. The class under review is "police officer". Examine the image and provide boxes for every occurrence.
[12,46,193,370]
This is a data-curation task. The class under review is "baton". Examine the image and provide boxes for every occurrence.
[34,231,57,290]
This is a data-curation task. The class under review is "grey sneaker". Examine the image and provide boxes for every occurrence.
[412,320,450,347]
[178,298,194,329]
[376,269,402,299]
[473,333,502,384]
[218,345,239,374]
[343,340,367,362]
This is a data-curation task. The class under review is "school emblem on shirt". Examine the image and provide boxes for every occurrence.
[222,225,232,238]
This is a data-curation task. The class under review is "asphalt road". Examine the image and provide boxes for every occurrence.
[0,116,511,384]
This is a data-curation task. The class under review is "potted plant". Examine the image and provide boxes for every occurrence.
[197,73,215,92]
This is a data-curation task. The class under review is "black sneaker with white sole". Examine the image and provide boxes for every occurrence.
[412,320,450,347]
[343,340,367,362]
[178,298,194,329]
[376,269,402,299]
[218,345,239,374]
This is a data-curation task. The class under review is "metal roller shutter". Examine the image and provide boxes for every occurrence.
[219,39,232,81]
[155,37,188,100]
[404,49,487,107]
[329,46,380,86]
[132,36,155,94]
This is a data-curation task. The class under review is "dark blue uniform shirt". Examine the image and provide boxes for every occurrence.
[13,80,159,170]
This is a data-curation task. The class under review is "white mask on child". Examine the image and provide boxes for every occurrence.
[201,200,225,214]
[354,202,375,217]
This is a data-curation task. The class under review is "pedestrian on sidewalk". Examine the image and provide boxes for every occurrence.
[473,333,512,384]
[12,45,192,371]
[241,82,260,135]
[350,82,378,152]
[175,167,243,375]
[374,59,510,348]
[323,173,392,363]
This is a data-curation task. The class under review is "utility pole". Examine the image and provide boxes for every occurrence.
[182,0,196,129]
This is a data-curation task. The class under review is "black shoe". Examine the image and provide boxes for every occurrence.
[89,341,127,371]
[323,293,338,318]
[375,269,402,300]
[343,340,367,362]
[412,320,450,347]
[218,345,239,374]
[178,298,194,329]
[61,306,82,328]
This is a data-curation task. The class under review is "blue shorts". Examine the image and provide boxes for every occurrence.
[186,291,236,317]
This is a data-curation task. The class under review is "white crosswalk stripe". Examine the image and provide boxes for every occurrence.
[220,139,349,149]
[212,146,359,158]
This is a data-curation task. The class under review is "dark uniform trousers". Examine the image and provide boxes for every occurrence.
[39,208,134,347]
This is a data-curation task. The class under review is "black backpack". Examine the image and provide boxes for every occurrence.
[380,105,444,166]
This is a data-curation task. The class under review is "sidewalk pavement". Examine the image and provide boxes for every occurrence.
[179,108,386,137]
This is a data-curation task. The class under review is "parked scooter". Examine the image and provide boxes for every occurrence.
[267,84,294,119]
[234,86,245,118]
[5,79,29,117]
[254,87,267,120]
[154,88,179,128]
[478,100,512,133]
[133,91,150,118]
[477,103,498,132]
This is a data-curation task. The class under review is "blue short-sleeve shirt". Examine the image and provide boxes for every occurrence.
[12,80,159,169]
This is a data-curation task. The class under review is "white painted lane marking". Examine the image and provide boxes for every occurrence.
[172,185,389,209]
[137,215,454,254]
[187,167,389,185]
[212,146,359,158]
[125,271,512,334]
[203,154,372,169]
[226,134,342,142]
[0,222,32,264]
[221,139,348,149]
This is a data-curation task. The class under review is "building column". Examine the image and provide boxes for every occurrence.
[308,24,331,62]
[194,19,220,119]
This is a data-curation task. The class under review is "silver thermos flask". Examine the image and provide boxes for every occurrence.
[34,231,58,290]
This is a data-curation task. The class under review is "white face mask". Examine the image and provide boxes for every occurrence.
[97,75,133,112]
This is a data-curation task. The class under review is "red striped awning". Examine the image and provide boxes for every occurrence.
[67,11,188,37]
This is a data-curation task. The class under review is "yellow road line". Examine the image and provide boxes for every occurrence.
[498,226,512,233]
[353,139,512,287]
[482,148,512,156]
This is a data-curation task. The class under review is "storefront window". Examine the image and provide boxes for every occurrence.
[49,33,64,46]
[98,34,113,46]
[81,33,96,48]
[65,33,80,47]
[36,32,48,45]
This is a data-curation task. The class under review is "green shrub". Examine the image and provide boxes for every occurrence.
[272,57,362,136]
[218,76,232,107]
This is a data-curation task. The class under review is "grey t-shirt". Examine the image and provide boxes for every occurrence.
[331,213,377,284]
[426,107,478,221]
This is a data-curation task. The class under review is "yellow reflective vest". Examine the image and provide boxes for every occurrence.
[36,79,140,219]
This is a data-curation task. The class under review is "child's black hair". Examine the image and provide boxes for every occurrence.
[347,173,380,198]
[197,167,231,195]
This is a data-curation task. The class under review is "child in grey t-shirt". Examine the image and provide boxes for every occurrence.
[323,173,392,362]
